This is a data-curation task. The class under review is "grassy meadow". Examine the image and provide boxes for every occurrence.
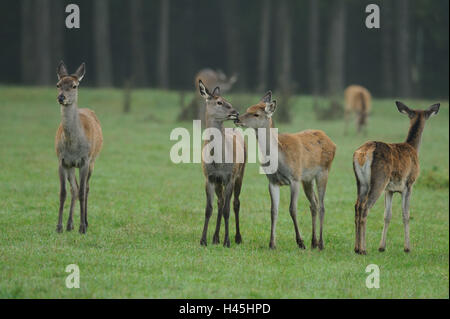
[0,86,448,298]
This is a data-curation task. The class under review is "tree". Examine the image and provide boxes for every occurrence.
[157,0,170,89]
[21,0,35,84]
[130,0,147,86]
[93,0,113,87]
[35,0,52,85]
[381,0,394,97]
[256,0,271,92]
[396,0,412,97]
[308,0,320,95]
[325,0,346,96]
[51,0,64,70]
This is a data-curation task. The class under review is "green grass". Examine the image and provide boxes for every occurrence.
[0,86,448,298]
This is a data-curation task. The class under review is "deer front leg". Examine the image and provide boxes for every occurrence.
[289,181,305,249]
[57,165,67,233]
[200,182,214,246]
[66,168,78,231]
[84,169,92,228]
[402,187,412,253]
[78,162,89,234]
[212,183,224,245]
[268,183,280,249]
[302,180,319,248]
[378,191,393,252]
[222,182,234,248]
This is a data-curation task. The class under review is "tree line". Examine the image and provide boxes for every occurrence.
[0,0,448,99]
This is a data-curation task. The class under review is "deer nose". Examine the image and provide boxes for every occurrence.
[58,95,65,103]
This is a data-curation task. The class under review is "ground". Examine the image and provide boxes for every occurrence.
[0,86,448,298]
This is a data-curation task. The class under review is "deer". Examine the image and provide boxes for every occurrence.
[235,91,336,250]
[195,69,238,95]
[353,101,440,255]
[55,61,103,234]
[198,80,247,248]
[344,85,372,135]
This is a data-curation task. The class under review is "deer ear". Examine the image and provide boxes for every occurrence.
[212,86,220,97]
[261,90,272,103]
[425,103,440,119]
[264,100,277,118]
[198,80,211,99]
[74,63,86,81]
[395,101,414,118]
[57,61,68,80]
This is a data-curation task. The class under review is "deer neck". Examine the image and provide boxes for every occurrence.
[405,115,426,152]
[255,120,278,158]
[60,103,84,144]
[205,113,225,135]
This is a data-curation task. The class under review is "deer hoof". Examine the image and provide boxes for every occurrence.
[212,235,220,245]
[200,238,207,246]
[311,239,318,249]
[378,247,385,252]
[404,248,410,253]
[269,243,276,250]
[56,224,63,233]
[235,234,242,244]
[66,223,74,231]
[318,242,324,250]
[223,239,230,248]
[78,224,87,234]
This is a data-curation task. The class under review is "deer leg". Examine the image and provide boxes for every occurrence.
[316,172,329,250]
[200,181,214,246]
[302,180,319,248]
[57,165,67,233]
[289,181,305,249]
[66,168,78,231]
[378,191,394,252]
[78,163,89,234]
[84,169,92,228]
[233,177,243,244]
[268,183,280,249]
[222,182,234,248]
[212,183,223,244]
[402,187,412,253]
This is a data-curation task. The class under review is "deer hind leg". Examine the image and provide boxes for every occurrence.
[57,165,67,233]
[66,168,78,231]
[354,163,369,254]
[222,182,234,248]
[84,168,92,228]
[200,181,214,246]
[233,176,243,244]
[212,183,224,245]
[378,191,394,252]
[315,171,329,250]
[401,187,412,253]
[268,183,280,249]
[289,181,305,249]
[78,163,89,234]
[302,180,319,249]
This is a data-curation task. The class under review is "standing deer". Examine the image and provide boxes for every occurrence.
[198,80,247,247]
[344,85,372,135]
[236,92,336,249]
[55,61,103,234]
[353,101,440,254]
[195,69,238,95]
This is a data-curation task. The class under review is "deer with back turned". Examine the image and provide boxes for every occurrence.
[353,101,440,254]
[198,80,246,247]
[236,92,336,249]
[344,85,372,135]
[55,61,103,234]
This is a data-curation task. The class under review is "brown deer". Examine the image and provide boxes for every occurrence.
[236,92,336,249]
[198,80,246,247]
[344,85,372,135]
[195,69,238,95]
[353,101,440,254]
[55,61,103,234]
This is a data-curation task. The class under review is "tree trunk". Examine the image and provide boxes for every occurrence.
[220,0,244,89]
[256,0,271,92]
[35,0,52,85]
[157,0,170,89]
[308,0,320,95]
[381,0,394,97]
[93,0,113,87]
[326,0,346,96]
[51,0,64,70]
[275,0,292,123]
[21,0,35,84]
[130,0,147,86]
[396,0,412,97]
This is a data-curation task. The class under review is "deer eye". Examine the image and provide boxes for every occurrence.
[72,85,77,89]
[56,84,60,88]
[254,114,259,117]
[217,101,223,105]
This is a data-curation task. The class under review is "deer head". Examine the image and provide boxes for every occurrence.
[235,91,277,129]
[198,80,239,122]
[56,61,85,106]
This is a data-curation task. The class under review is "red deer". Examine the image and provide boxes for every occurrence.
[198,80,246,247]
[353,101,440,254]
[236,92,336,249]
[344,85,372,135]
[55,61,103,234]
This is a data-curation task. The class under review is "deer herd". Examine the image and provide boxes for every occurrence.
[54,61,441,255]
